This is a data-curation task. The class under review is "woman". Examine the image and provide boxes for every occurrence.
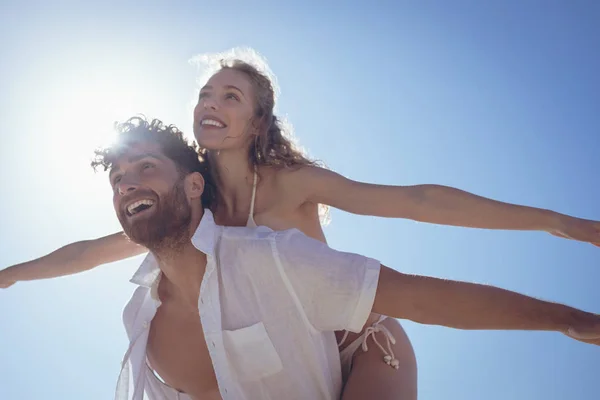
[2,48,599,400]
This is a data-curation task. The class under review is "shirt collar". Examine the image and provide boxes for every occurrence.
[191,208,218,257]
[129,252,160,288]
[129,209,218,288]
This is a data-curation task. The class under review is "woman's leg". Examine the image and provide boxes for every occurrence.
[340,316,417,400]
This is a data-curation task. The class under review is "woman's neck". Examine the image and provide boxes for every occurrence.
[208,149,256,221]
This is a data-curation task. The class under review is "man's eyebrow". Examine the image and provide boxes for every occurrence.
[109,153,163,178]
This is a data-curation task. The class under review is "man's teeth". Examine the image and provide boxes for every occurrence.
[127,199,155,215]
[201,119,225,128]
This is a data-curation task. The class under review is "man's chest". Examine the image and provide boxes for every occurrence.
[147,302,220,399]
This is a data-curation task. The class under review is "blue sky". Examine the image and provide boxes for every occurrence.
[1,1,599,399]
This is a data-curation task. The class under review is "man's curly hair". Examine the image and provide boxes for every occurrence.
[91,116,215,209]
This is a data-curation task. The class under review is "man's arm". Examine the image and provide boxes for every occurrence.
[0,232,146,288]
[275,229,599,342]
[373,266,600,343]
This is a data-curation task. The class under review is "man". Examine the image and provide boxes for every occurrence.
[104,117,599,400]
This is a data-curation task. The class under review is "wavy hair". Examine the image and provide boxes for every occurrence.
[191,48,330,223]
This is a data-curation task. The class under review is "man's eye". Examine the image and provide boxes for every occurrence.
[142,163,154,170]
[113,176,122,185]
[199,92,208,99]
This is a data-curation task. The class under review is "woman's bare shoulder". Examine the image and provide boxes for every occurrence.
[268,164,329,187]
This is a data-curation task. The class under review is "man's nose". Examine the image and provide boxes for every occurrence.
[116,179,139,196]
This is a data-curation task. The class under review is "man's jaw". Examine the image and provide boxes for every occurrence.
[117,181,194,254]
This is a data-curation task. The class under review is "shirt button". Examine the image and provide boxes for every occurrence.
[200,297,204,305]
[143,321,149,329]
[211,341,215,347]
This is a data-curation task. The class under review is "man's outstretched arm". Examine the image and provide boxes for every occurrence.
[373,266,600,344]
[0,232,145,288]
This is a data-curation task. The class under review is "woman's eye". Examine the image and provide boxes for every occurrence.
[142,163,154,170]
[225,93,240,101]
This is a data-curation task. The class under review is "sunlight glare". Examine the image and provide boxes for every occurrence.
[44,80,140,161]
[36,73,157,198]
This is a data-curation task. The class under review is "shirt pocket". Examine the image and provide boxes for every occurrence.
[222,322,283,381]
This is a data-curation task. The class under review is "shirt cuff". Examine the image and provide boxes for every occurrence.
[346,258,381,333]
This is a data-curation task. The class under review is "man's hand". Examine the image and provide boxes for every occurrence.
[549,215,600,247]
[0,269,16,289]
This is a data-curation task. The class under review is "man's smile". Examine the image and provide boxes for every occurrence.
[125,198,156,217]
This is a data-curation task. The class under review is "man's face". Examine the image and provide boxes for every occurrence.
[109,142,192,250]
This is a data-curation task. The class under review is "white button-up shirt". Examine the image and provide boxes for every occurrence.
[115,210,380,400]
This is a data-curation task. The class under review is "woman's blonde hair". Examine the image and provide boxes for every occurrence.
[190,47,329,223]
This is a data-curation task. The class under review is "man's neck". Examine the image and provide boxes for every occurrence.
[152,210,206,309]
[154,243,207,310]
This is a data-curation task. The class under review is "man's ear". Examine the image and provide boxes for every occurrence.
[184,172,205,200]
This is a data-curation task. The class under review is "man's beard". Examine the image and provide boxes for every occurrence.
[118,179,192,253]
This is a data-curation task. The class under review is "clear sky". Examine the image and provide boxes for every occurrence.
[0,1,599,399]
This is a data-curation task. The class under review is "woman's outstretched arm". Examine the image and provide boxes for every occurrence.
[284,166,600,246]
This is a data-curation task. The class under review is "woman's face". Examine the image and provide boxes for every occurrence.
[193,68,257,151]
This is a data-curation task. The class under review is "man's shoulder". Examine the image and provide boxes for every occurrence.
[220,224,281,241]
[219,225,363,261]
[218,226,309,262]
[220,225,313,246]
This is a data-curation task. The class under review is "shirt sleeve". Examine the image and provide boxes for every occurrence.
[273,229,381,333]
